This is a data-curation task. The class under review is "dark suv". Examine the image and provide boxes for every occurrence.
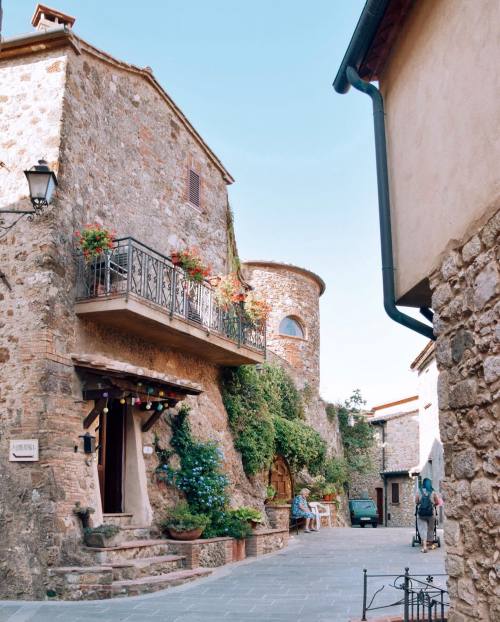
[349,498,379,527]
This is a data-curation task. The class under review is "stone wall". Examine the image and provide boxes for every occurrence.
[430,209,499,622]
[386,477,415,528]
[349,412,419,528]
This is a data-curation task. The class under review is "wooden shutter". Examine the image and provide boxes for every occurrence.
[188,169,200,207]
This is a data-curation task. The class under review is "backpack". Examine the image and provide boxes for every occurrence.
[418,490,434,517]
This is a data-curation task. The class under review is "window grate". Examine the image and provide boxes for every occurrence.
[188,169,200,207]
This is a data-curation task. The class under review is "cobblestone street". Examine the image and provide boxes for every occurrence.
[0,527,445,622]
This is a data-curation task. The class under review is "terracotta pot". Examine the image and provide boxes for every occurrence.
[323,494,334,502]
[167,527,204,541]
[232,538,246,561]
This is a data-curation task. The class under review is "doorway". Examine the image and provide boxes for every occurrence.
[376,487,384,524]
[269,455,293,501]
[97,399,126,513]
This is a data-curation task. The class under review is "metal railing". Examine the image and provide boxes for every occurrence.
[362,568,449,621]
[75,237,266,353]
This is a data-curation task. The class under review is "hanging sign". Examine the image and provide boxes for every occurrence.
[9,439,39,462]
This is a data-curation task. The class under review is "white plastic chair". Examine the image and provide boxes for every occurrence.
[309,501,332,530]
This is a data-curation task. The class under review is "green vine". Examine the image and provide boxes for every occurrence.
[335,389,374,477]
[226,204,241,275]
[222,364,325,477]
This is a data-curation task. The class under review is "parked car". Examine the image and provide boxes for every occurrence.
[349,498,378,528]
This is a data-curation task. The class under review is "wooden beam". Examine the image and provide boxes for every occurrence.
[142,410,163,433]
[83,398,106,429]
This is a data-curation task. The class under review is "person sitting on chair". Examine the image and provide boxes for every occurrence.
[415,478,439,553]
[291,488,317,533]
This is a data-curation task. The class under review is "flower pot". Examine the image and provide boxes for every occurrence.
[232,538,246,561]
[323,494,334,502]
[167,527,204,541]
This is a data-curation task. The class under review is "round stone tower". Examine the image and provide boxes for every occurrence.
[242,261,325,392]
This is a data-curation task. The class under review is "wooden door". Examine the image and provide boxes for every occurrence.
[97,400,126,513]
[376,487,383,524]
[269,455,293,501]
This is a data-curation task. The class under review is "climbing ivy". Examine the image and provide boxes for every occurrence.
[335,389,374,476]
[222,364,325,477]
[273,415,326,475]
[221,365,275,476]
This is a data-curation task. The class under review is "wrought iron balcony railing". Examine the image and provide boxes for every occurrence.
[75,237,266,354]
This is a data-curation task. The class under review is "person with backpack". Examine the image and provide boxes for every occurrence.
[415,478,439,552]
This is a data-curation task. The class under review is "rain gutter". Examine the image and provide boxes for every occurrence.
[333,2,435,341]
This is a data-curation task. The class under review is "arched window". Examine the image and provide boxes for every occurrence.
[279,316,305,338]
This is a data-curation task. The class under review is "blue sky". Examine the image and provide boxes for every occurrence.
[4,1,428,406]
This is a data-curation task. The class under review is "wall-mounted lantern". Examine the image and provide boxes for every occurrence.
[0,159,58,219]
[24,159,58,211]
[79,432,96,454]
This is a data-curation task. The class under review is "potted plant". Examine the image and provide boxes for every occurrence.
[264,484,276,504]
[243,291,271,324]
[232,506,263,531]
[225,512,252,561]
[74,224,114,262]
[322,483,337,502]
[73,502,95,529]
[170,247,211,283]
[213,273,246,309]
[83,524,122,548]
[161,503,209,541]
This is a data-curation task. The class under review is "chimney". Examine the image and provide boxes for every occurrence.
[31,4,76,32]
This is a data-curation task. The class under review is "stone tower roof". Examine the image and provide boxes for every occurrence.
[242,260,326,296]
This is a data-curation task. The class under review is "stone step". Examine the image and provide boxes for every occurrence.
[111,554,186,581]
[83,539,171,564]
[103,513,134,527]
[119,526,151,542]
[111,567,212,598]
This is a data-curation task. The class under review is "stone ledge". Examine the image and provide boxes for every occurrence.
[163,536,234,568]
[245,528,289,557]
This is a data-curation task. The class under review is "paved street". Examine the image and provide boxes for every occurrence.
[0,528,445,622]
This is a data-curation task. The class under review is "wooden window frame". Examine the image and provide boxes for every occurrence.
[391,482,400,504]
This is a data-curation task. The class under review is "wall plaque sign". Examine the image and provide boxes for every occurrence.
[9,439,39,462]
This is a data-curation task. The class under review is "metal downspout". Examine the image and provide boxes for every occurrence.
[345,66,435,341]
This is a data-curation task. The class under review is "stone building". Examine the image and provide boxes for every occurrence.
[334,1,499,618]
[410,342,444,496]
[0,6,343,600]
[243,260,342,455]
[0,6,270,600]
[349,397,419,527]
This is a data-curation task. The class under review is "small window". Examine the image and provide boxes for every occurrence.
[279,316,304,338]
[391,483,400,504]
[188,169,200,207]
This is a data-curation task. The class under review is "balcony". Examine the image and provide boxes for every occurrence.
[74,237,265,365]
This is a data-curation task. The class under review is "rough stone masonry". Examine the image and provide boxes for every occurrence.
[430,209,500,622]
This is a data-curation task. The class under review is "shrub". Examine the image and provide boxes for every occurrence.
[323,456,349,487]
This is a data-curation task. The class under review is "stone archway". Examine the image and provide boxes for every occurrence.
[269,455,293,501]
